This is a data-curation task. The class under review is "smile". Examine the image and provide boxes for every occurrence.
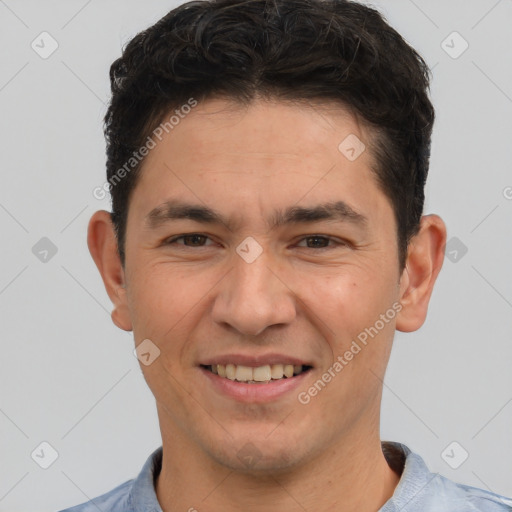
[201,363,312,383]
[199,361,314,403]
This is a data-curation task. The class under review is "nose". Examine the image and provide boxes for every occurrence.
[211,249,297,337]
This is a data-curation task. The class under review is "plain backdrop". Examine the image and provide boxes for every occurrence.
[0,1,511,511]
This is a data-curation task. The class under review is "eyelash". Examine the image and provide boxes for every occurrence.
[164,233,347,250]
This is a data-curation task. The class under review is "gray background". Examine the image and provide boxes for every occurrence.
[0,1,511,511]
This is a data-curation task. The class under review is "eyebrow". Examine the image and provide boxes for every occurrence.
[144,199,368,231]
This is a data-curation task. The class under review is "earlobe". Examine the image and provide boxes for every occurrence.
[87,210,133,332]
[396,214,447,333]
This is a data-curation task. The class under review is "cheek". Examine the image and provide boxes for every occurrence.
[126,262,198,339]
[308,271,398,410]
[126,261,234,363]
[306,265,399,357]
[307,269,384,323]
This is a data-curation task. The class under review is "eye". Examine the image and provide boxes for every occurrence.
[165,233,215,247]
[295,235,345,250]
[163,233,347,250]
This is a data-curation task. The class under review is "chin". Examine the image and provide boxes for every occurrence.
[206,433,308,475]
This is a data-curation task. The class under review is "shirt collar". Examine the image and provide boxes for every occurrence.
[128,441,427,512]
[128,445,164,512]
[380,441,437,511]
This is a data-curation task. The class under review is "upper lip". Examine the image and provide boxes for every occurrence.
[200,353,313,367]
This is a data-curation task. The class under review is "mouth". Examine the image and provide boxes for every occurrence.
[200,363,313,383]
[198,360,314,403]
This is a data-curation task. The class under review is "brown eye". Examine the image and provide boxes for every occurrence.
[305,236,330,248]
[296,236,344,250]
[165,234,213,247]
[182,234,208,246]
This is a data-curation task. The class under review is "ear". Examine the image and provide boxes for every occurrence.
[87,210,133,331]
[396,214,447,333]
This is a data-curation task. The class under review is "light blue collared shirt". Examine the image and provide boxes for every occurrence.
[58,441,512,511]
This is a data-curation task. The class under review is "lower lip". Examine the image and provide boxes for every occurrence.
[199,366,312,403]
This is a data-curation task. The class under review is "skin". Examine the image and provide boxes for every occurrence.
[88,97,446,512]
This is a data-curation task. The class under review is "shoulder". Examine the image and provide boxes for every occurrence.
[382,442,512,512]
[58,446,163,512]
[57,479,134,512]
[431,473,512,511]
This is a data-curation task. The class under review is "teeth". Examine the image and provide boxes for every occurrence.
[253,365,271,382]
[226,364,236,380]
[284,364,294,378]
[271,364,284,379]
[209,363,306,382]
[235,365,253,381]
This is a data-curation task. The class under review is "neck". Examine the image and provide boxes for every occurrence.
[155,420,401,512]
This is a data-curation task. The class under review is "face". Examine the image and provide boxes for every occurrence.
[118,98,406,472]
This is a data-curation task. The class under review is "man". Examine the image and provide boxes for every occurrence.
[61,0,512,510]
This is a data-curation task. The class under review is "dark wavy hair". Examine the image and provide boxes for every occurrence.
[104,0,435,271]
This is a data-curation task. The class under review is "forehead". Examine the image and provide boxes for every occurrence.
[164,97,371,159]
[128,97,391,230]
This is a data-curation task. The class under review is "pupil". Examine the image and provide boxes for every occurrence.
[187,235,204,245]
[309,236,327,248]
